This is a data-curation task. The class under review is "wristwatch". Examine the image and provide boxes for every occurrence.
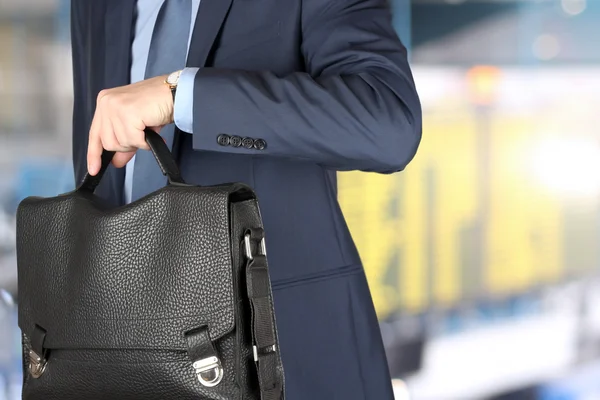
[165,70,183,101]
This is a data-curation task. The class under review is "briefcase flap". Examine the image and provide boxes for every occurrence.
[16,186,246,351]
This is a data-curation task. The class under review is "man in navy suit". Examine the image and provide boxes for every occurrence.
[71,0,421,398]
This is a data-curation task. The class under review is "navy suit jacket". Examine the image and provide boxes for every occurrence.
[70,0,421,398]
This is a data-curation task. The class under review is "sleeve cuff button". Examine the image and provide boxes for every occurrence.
[253,139,267,150]
[230,135,242,147]
[242,137,255,149]
[217,134,230,146]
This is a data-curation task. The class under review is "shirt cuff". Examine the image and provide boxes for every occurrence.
[173,67,199,134]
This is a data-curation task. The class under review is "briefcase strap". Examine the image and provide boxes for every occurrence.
[78,128,184,194]
[245,229,284,400]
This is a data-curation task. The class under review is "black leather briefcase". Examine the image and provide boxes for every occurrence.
[16,129,285,400]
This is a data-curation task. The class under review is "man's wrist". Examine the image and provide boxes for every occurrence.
[158,75,175,124]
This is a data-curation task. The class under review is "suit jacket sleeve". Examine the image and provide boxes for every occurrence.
[190,0,422,173]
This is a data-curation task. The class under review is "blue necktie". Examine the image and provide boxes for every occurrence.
[131,0,192,202]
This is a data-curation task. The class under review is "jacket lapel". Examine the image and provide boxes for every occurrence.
[104,0,135,88]
[186,0,234,67]
[96,0,136,207]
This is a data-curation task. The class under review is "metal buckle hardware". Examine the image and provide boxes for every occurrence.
[192,356,224,387]
[244,233,266,260]
[28,349,47,379]
[253,344,277,362]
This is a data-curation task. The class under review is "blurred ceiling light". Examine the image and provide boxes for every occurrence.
[532,34,560,61]
[561,0,586,16]
[531,138,600,198]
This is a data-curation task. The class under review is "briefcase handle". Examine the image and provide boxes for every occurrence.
[77,128,185,194]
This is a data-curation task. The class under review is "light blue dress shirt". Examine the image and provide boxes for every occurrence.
[124,0,200,204]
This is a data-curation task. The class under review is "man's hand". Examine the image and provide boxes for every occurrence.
[87,75,173,175]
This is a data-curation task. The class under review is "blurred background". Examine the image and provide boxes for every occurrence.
[1,0,599,399]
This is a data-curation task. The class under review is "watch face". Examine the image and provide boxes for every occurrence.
[167,70,181,85]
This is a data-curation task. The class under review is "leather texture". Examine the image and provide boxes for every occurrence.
[17,130,284,399]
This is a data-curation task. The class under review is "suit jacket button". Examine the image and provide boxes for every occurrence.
[217,134,230,146]
[230,135,242,147]
[242,137,254,149]
[253,139,267,150]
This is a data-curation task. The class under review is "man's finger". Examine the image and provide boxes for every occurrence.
[99,119,123,152]
[87,111,103,176]
[112,118,137,151]
[133,121,151,150]
[112,151,136,169]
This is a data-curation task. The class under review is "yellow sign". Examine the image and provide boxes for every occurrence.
[338,111,597,319]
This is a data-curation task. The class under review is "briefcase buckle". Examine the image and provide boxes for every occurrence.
[28,349,47,379]
[193,356,223,387]
[253,344,277,362]
[244,233,266,260]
